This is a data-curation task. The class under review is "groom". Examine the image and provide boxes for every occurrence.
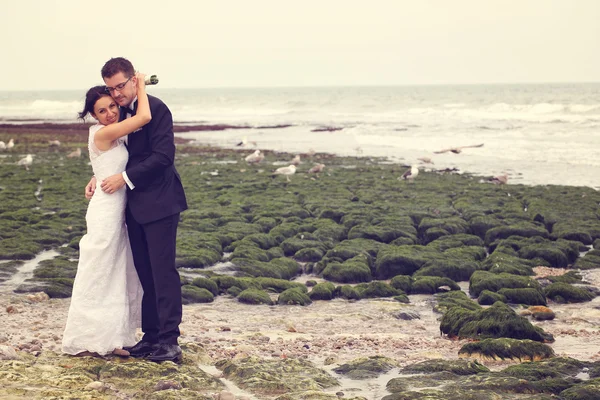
[86,57,188,362]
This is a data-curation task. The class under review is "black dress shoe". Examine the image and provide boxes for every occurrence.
[146,344,182,363]
[123,340,160,358]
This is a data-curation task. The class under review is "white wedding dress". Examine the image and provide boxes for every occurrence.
[62,124,142,355]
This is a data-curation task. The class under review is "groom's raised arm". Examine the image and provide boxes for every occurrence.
[125,101,175,189]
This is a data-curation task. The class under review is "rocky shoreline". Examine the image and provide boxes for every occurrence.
[1,130,600,399]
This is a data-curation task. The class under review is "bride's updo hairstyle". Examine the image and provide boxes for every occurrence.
[79,85,110,121]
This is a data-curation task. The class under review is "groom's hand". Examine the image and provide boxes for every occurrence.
[85,176,96,200]
[101,174,126,194]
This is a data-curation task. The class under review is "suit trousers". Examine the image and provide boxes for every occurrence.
[126,209,182,345]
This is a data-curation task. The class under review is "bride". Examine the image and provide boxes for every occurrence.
[62,74,150,356]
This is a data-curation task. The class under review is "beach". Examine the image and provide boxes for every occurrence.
[1,86,600,398]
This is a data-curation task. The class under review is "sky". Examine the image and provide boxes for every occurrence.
[2,0,599,90]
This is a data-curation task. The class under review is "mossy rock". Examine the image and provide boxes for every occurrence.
[469,215,503,239]
[544,282,596,303]
[278,288,312,306]
[334,285,361,300]
[217,356,338,395]
[324,238,386,261]
[211,276,261,293]
[355,281,401,298]
[181,285,214,304]
[175,248,222,269]
[482,250,535,276]
[573,251,600,270]
[459,338,555,362]
[484,223,549,245]
[390,275,413,293]
[400,358,490,375]
[191,277,219,296]
[518,244,570,268]
[374,245,436,279]
[434,290,482,314]
[309,282,336,300]
[230,244,272,262]
[255,277,307,293]
[427,234,484,252]
[294,247,325,262]
[410,276,460,294]
[321,255,373,283]
[440,301,553,342]
[348,224,417,244]
[497,287,547,306]
[236,257,301,280]
[237,288,274,305]
[414,259,478,282]
[552,221,596,245]
[477,290,506,305]
[469,270,543,297]
[227,286,243,297]
[333,356,399,379]
[559,378,600,399]
[281,237,328,257]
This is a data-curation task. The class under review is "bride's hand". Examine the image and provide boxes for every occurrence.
[136,72,146,90]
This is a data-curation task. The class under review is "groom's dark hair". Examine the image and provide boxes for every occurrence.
[101,57,135,79]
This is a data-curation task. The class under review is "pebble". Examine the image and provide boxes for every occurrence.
[84,381,105,391]
[0,345,18,360]
[218,390,235,400]
[6,305,18,314]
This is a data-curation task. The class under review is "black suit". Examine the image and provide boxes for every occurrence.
[123,95,187,345]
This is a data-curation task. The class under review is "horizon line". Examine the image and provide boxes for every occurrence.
[1,80,599,92]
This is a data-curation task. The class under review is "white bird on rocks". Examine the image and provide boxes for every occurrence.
[401,165,419,182]
[6,139,15,150]
[67,148,82,158]
[48,140,61,147]
[417,156,434,164]
[245,149,264,164]
[17,154,33,170]
[272,164,297,181]
[0,141,5,150]
[291,155,301,166]
[308,163,325,174]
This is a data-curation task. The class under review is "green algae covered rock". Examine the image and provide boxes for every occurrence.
[497,287,547,306]
[237,288,274,305]
[469,270,543,297]
[434,290,482,314]
[278,288,312,306]
[544,282,596,303]
[410,276,460,294]
[181,285,215,304]
[191,277,219,296]
[459,338,555,362]
[334,285,361,300]
[390,275,413,293]
[477,290,506,305]
[0,350,222,399]
[333,356,399,380]
[559,378,600,399]
[484,222,549,245]
[440,301,553,342]
[216,356,338,395]
[573,250,600,270]
[374,245,434,279]
[276,391,367,400]
[355,281,401,298]
[308,282,336,300]
[321,255,373,283]
[400,359,490,375]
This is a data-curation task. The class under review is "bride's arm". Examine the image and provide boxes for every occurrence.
[94,73,152,145]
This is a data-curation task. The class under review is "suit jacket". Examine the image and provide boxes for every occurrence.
[124,95,187,224]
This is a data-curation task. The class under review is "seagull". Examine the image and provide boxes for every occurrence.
[48,140,61,147]
[272,164,297,181]
[434,143,484,154]
[291,155,301,166]
[6,139,15,150]
[245,149,264,164]
[308,163,325,174]
[401,165,419,182]
[0,141,5,150]
[67,148,82,158]
[417,156,434,164]
[236,136,248,147]
[489,174,508,185]
[17,154,33,170]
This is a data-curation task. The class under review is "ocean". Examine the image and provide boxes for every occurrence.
[1,83,598,188]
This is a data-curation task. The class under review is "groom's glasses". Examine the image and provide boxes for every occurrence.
[105,77,132,94]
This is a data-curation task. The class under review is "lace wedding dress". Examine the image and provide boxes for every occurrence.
[62,125,142,355]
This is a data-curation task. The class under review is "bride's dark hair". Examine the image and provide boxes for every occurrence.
[78,85,110,121]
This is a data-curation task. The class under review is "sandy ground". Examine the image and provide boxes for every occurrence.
[2,268,600,399]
